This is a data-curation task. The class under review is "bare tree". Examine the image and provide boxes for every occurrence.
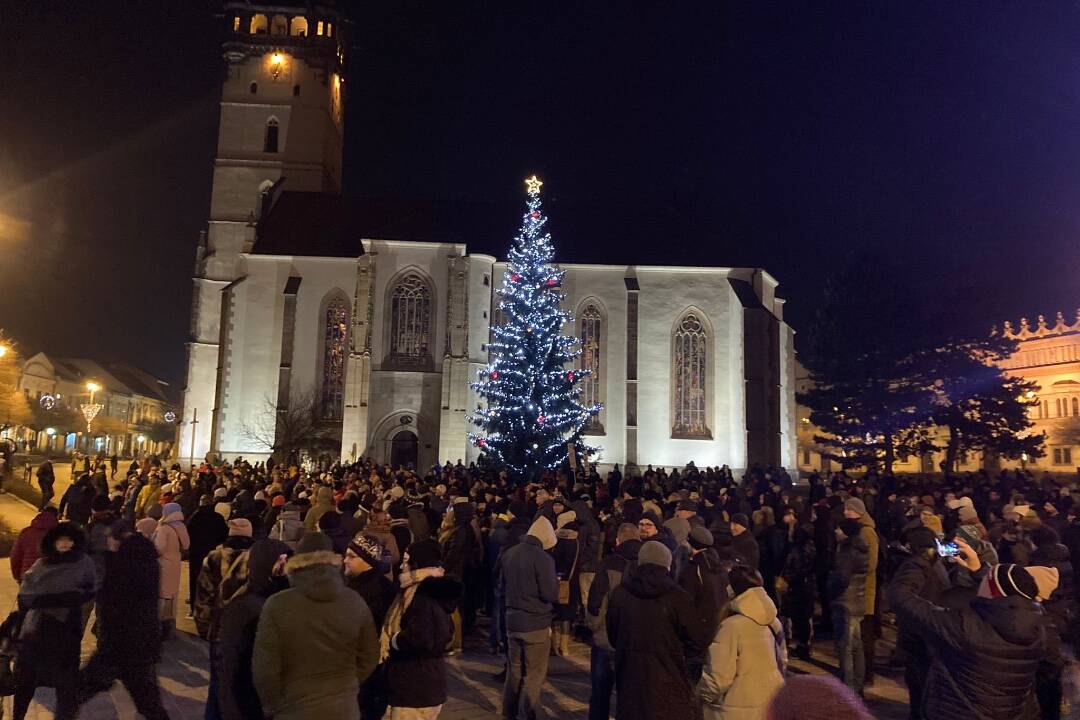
[242,387,331,463]
[0,331,31,433]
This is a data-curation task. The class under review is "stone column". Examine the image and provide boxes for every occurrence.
[341,254,375,462]
[438,256,471,464]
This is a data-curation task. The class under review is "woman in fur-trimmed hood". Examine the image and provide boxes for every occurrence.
[252,532,379,720]
[14,522,96,720]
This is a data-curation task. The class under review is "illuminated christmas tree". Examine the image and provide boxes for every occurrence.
[468,175,601,479]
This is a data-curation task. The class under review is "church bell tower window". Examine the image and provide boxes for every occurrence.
[578,303,604,433]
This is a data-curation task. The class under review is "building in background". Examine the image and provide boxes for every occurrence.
[796,310,1080,476]
[178,1,799,473]
[4,353,179,457]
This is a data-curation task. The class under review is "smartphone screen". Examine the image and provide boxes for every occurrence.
[935,538,960,557]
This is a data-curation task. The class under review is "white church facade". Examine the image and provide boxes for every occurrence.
[180,1,798,474]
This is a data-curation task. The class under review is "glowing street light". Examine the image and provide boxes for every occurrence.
[81,381,104,438]
[0,344,7,358]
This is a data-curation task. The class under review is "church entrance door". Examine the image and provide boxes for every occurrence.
[390,430,418,469]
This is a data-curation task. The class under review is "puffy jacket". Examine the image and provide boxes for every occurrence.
[889,556,1053,720]
[698,587,785,720]
[10,512,58,582]
[384,575,462,708]
[829,532,869,617]
[606,563,705,720]
[500,518,559,634]
[153,510,190,600]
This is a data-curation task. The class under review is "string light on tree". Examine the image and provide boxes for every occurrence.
[467,174,602,480]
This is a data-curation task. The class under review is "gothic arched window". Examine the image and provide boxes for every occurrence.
[320,298,348,420]
[578,303,604,433]
[389,274,432,365]
[672,312,710,438]
[264,119,279,153]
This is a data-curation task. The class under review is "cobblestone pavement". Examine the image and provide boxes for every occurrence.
[0,492,909,718]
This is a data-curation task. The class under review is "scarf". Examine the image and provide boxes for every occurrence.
[378,567,445,662]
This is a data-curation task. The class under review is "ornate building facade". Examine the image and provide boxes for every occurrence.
[180,2,798,473]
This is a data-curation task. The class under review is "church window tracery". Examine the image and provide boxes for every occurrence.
[320,298,348,420]
[389,274,432,364]
[672,311,710,438]
[578,303,604,433]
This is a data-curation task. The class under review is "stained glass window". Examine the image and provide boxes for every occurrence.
[321,299,348,420]
[579,303,603,431]
[673,312,709,437]
[389,274,432,364]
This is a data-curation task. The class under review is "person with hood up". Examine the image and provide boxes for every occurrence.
[10,507,58,583]
[842,497,879,685]
[779,525,817,662]
[253,532,379,720]
[304,485,336,532]
[730,513,760,570]
[153,500,190,639]
[73,521,168,719]
[586,522,641,720]
[215,537,292,720]
[888,538,1056,720]
[829,518,869,694]
[664,516,693,584]
[13,521,97,720]
[381,539,463,719]
[270,500,305,550]
[500,515,560,720]
[698,565,786,720]
[345,534,397,720]
[678,525,731,681]
[187,494,229,618]
[58,472,96,527]
[606,539,704,720]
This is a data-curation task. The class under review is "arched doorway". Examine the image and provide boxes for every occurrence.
[390,430,418,469]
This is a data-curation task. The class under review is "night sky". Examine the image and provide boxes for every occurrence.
[2,1,1080,381]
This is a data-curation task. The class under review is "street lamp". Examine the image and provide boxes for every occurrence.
[0,344,7,358]
[80,381,103,441]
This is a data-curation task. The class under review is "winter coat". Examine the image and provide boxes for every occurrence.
[346,569,397,630]
[587,539,640,651]
[572,499,603,573]
[270,507,305,550]
[779,536,816,619]
[153,509,190,600]
[854,511,880,616]
[829,533,869,617]
[215,539,291,720]
[606,563,705,720]
[441,504,479,581]
[303,487,335,532]
[96,532,161,665]
[698,587,785,720]
[187,505,229,576]
[58,477,96,526]
[384,574,462,708]
[252,556,379,720]
[552,525,580,621]
[195,535,255,640]
[86,510,120,584]
[731,530,760,570]
[679,547,731,647]
[135,481,161,518]
[10,512,58,582]
[500,522,559,634]
[889,556,1053,720]
[15,524,97,687]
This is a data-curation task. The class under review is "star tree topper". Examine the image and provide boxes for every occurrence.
[524,174,543,194]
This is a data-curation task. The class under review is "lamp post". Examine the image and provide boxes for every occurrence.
[80,381,103,450]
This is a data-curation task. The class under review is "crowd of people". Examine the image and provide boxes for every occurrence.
[5,453,1080,720]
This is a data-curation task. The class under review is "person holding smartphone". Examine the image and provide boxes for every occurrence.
[888,537,1058,720]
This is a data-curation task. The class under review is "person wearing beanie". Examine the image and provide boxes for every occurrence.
[888,537,1055,720]
[842,495,879,685]
[606,535,705,720]
[829,517,870,694]
[253,532,379,720]
[152,500,190,640]
[698,565,784,720]
[499,516,559,719]
[730,512,760,570]
[380,539,462,718]
[343,534,396,720]
[551,509,581,657]
[765,675,874,720]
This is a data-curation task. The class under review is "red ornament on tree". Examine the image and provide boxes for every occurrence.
[538,415,545,424]
[546,278,558,287]
[476,437,486,447]
[531,210,540,219]
[567,371,575,381]
[511,273,521,282]
[490,370,499,380]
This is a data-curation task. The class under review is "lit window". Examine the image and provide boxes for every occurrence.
[290,16,308,37]
[1073,397,1079,416]
[578,303,603,432]
[1054,448,1073,465]
[672,312,710,438]
[264,119,279,153]
[250,14,268,34]
[389,274,432,365]
[327,22,333,37]
[271,15,288,36]
[320,299,348,420]
[316,20,324,36]
[232,16,241,32]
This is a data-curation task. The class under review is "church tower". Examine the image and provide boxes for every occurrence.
[180,2,346,462]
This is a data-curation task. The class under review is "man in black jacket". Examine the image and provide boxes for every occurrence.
[730,513,760,570]
[500,516,559,720]
[889,537,1055,720]
[678,525,729,681]
[586,523,641,720]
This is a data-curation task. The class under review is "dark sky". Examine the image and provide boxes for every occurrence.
[2,1,1080,381]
